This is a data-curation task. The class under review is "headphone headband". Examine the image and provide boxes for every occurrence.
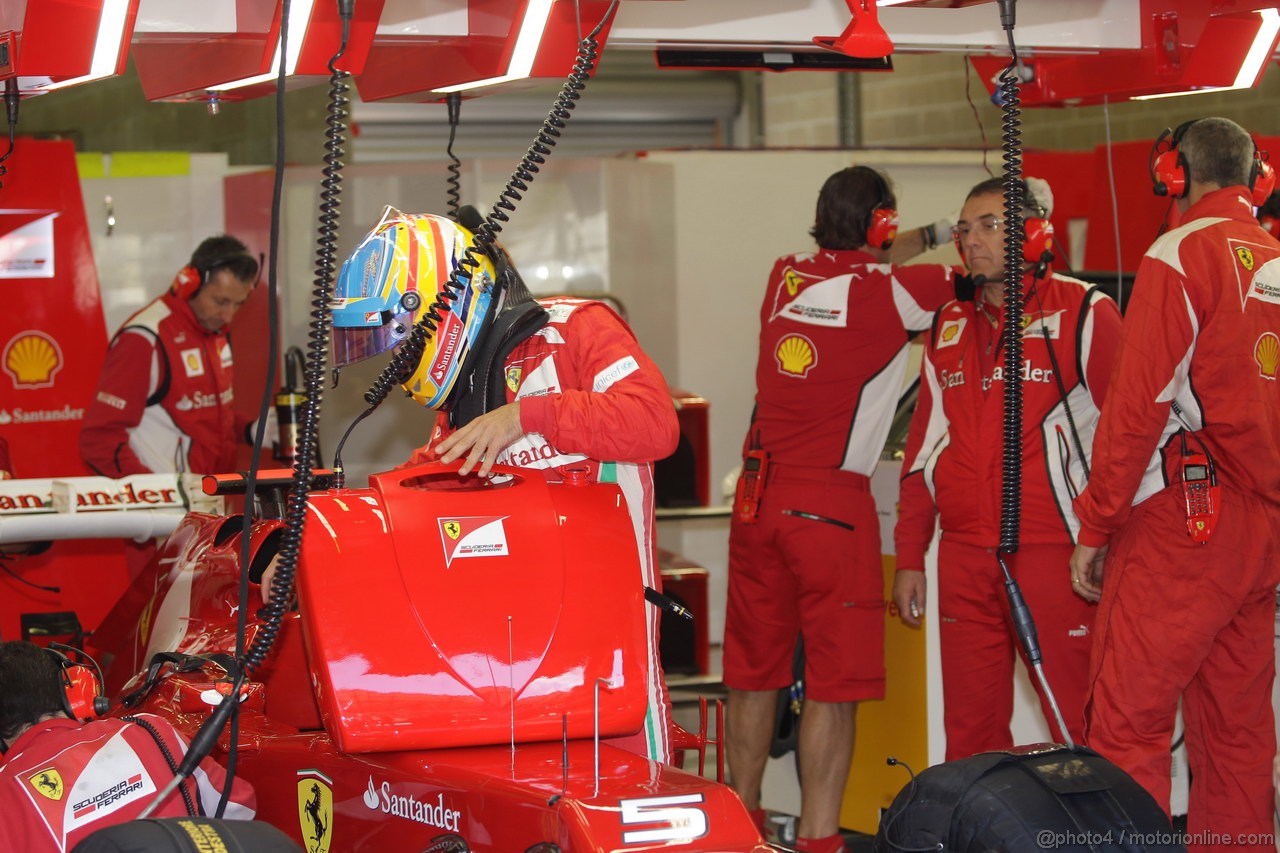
[1150,118,1272,204]
[45,644,108,722]
[171,251,260,301]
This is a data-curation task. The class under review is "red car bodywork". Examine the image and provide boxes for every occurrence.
[98,463,769,852]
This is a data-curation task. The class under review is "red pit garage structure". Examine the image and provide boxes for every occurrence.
[4,2,1280,851]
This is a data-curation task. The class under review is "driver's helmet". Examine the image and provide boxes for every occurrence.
[331,208,499,409]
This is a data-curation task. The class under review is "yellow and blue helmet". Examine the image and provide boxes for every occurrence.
[331,208,498,409]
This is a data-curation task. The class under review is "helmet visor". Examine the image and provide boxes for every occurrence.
[331,309,411,369]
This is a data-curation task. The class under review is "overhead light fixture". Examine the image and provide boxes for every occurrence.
[432,0,554,93]
[1133,7,1280,100]
[38,0,133,91]
[207,0,318,92]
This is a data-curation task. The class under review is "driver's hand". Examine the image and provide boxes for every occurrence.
[436,403,523,477]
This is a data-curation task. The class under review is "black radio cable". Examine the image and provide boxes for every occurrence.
[445,92,463,219]
[879,757,943,852]
[333,1,620,475]
[142,0,356,820]
[248,0,353,673]
[123,715,198,817]
[991,0,1073,747]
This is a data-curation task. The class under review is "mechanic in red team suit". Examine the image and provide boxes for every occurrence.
[80,236,261,479]
[321,210,680,764]
[1071,117,1280,849]
[723,165,956,853]
[0,641,255,852]
[894,177,1121,760]
[79,236,261,578]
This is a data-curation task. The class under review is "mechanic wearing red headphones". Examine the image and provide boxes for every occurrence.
[894,176,1122,760]
[0,640,256,852]
[1071,117,1280,847]
[79,236,261,577]
[724,165,956,853]
[80,235,260,482]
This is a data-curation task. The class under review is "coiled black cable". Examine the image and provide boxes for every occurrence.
[124,715,198,816]
[346,1,618,439]
[996,54,1025,556]
[445,92,462,219]
[245,7,351,674]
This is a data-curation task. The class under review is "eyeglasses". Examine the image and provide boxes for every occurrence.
[952,215,1005,240]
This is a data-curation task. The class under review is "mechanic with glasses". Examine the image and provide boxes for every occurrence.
[894,176,1123,760]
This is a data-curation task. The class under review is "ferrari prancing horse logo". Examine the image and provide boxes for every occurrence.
[29,768,64,801]
[442,520,462,540]
[1237,246,1255,270]
[297,771,333,853]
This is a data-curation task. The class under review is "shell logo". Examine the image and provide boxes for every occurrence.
[776,334,817,377]
[1255,332,1279,380]
[3,331,63,389]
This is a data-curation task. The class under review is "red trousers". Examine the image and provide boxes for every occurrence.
[937,539,1095,761]
[1086,486,1280,852]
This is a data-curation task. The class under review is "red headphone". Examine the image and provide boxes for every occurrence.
[45,644,109,722]
[863,167,899,251]
[1151,119,1276,205]
[170,252,261,301]
[1024,215,1055,266]
[953,180,1055,267]
[170,265,204,300]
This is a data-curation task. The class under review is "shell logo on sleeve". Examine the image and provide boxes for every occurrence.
[1255,332,1279,380]
[180,348,205,377]
[937,317,967,348]
[775,334,817,377]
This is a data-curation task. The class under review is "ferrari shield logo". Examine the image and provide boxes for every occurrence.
[784,268,805,296]
[505,365,522,393]
[438,516,510,567]
[297,771,333,853]
[1237,247,1255,270]
[28,768,64,801]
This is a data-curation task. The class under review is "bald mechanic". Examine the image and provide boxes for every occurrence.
[1071,117,1280,850]
[723,165,956,853]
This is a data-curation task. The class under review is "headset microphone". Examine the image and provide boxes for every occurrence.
[955,273,986,302]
